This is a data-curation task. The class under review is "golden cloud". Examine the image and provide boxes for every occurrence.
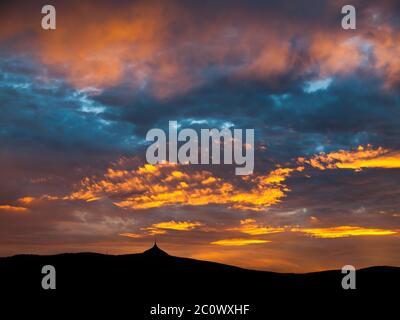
[119,228,166,239]
[21,145,400,215]
[210,239,271,246]
[228,219,285,235]
[292,226,398,238]
[0,205,29,213]
[61,162,302,212]
[152,221,203,231]
[119,220,202,239]
[119,232,142,239]
[298,145,400,171]
[17,197,36,205]
[141,227,167,236]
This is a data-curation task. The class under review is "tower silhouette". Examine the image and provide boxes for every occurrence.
[142,238,169,256]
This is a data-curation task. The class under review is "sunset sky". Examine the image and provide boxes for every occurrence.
[0,0,399,272]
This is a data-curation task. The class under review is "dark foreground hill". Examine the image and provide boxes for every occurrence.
[1,244,398,318]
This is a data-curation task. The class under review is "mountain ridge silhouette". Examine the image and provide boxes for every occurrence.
[1,245,398,317]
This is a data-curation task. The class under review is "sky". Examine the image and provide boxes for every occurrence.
[0,0,399,272]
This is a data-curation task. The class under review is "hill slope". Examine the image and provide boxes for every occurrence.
[1,245,398,317]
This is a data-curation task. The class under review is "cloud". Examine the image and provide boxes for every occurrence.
[368,24,400,87]
[58,162,302,212]
[2,0,400,100]
[0,205,29,213]
[1,0,400,272]
[119,233,142,239]
[210,239,271,246]
[303,78,333,93]
[21,145,400,215]
[118,220,202,238]
[151,221,203,231]
[228,219,285,235]
[292,226,398,238]
[17,197,36,205]
[298,145,400,171]
[119,228,166,239]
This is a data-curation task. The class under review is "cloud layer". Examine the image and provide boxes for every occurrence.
[0,0,399,272]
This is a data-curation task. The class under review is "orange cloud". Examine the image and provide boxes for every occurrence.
[61,162,300,212]
[0,205,29,213]
[152,221,203,231]
[3,1,400,98]
[28,145,400,213]
[141,228,167,236]
[119,233,142,239]
[228,219,285,235]
[256,167,304,184]
[119,227,166,239]
[309,33,362,76]
[210,239,271,246]
[119,220,202,239]
[368,24,400,88]
[292,226,398,238]
[298,145,400,171]
[17,197,36,205]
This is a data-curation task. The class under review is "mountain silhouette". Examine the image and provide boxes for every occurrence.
[1,244,398,317]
